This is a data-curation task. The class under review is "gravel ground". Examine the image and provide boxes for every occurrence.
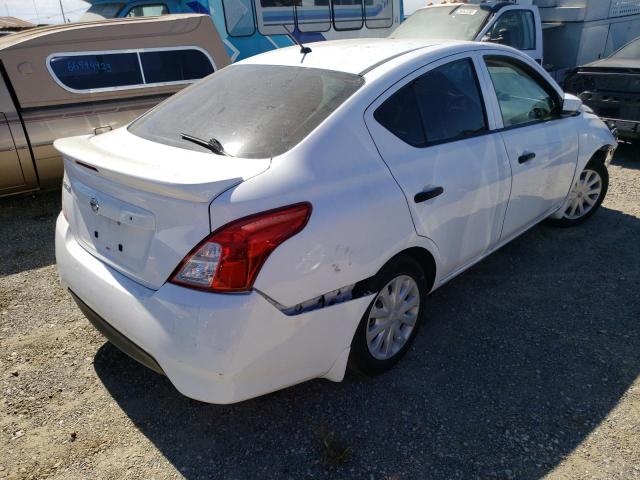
[1,144,639,480]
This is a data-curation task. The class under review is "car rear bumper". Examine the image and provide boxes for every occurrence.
[56,213,371,404]
[68,290,165,375]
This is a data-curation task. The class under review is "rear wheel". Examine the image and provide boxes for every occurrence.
[349,256,428,375]
[548,158,609,227]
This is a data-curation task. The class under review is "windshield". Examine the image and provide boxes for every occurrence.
[80,3,125,21]
[611,38,640,60]
[390,5,490,41]
[128,65,364,159]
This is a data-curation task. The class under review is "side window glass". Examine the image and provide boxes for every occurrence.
[256,0,296,35]
[296,0,331,32]
[374,85,425,147]
[365,0,392,29]
[140,50,215,83]
[125,4,169,17]
[486,57,559,127]
[487,11,535,50]
[49,49,214,92]
[49,53,143,91]
[223,0,256,36]
[413,59,488,144]
[332,0,364,30]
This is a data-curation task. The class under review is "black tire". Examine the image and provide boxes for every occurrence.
[547,156,609,228]
[349,256,429,375]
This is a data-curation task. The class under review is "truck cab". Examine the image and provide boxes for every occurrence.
[391,1,543,64]
[394,0,640,82]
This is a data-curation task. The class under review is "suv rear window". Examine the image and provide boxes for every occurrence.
[140,50,214,83]
[128,64,364,159]
[49,53,143,91]
[49,48,214,93]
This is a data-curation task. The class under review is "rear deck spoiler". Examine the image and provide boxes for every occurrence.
[54,131,271,203]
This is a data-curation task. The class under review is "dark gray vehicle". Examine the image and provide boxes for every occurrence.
[564,37,640,141]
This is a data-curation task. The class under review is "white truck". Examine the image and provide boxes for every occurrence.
[393,0,640,80]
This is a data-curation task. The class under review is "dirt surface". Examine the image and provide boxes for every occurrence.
[1,144,639,480]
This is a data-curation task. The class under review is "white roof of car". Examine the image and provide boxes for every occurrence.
[239,38,481,76]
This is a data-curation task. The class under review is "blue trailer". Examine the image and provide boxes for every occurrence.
[81,0,403,61]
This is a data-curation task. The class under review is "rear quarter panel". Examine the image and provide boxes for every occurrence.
[208,106,432,308]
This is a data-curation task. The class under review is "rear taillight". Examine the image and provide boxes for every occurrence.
[170,203,312,292]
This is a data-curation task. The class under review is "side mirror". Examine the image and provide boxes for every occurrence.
[482,32,501,43]
[562,93,582,114]
[483,28,512,45]
[497,28,513,46]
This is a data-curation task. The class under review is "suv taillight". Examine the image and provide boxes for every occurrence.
[170,203,312,292]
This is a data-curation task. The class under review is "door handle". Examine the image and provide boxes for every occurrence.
[518,152,536,164]
[414,186,444,204]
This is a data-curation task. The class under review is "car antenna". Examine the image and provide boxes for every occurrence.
[282,24,312,54]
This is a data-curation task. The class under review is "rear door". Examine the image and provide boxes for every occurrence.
[479,53,579,240]
[364,53,512,278]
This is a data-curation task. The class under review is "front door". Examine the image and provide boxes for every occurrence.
[365,54,512,278]
[481,54,579,239]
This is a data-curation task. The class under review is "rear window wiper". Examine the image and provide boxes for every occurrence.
[180,132,232,156]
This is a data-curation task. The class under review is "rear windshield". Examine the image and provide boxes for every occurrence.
[390,5,490,41]
[128,64,364,159]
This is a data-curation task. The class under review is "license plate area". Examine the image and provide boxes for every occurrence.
[72,181,155,272]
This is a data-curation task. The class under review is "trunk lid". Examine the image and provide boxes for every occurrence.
[56,128,270,290]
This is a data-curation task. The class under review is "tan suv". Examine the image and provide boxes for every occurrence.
[0,14,229,197]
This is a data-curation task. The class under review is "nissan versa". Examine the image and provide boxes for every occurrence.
[55,39,616,404]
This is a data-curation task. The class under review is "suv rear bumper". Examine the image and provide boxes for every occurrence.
[56,213,371,404]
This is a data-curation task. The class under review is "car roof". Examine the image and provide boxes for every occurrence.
[238,38,483,76]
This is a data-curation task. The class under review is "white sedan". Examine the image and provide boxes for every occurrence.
[55,39,616,404]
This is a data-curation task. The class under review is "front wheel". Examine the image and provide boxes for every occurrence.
[547,158,609,227]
